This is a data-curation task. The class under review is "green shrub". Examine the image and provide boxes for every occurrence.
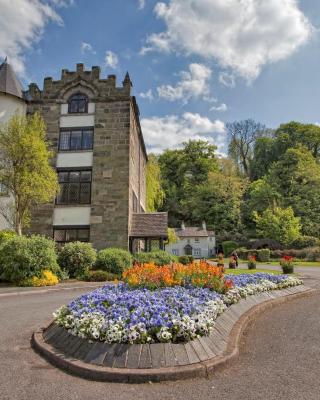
[95,248,132,275]
[306,247,320,262]
[0,235,60,283]
[80,270,118,282]
[222,241,238,256]
[256,249,270,262]
[178,255,194,265]
[291,236,320,249]
[133,250,177,266]
[235,248,256,260]
[57,242,97,278]
[0,230,16,245]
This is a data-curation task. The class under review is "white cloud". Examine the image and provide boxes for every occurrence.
[144,0,313,80]
[210,103,227,112]
[105,50,118,69]
[0,0,65,75]
[80,42,96,55]
[219,72,236,88]
[139,89,154,101]
[141,112,226,153]
[50,0,74,6]
[157,63,212,103]
[138,0,146,10]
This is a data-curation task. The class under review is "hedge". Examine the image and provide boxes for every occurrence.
[133,250,177,266]
[0,235,60,283]
[222,241,238,256]
[95,248,133,275]
[58,242,97,278]
[80,270,118,282]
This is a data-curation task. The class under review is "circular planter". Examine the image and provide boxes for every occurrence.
[31,284,312,383]
[281,265,294,274]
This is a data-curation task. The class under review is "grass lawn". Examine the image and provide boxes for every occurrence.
[224,268,281,275]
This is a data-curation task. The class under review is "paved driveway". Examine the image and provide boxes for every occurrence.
[1,280,319,400]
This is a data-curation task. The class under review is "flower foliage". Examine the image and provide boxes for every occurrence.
[123,261,231,293]
[19,270,59,287]
[54,272,302,344]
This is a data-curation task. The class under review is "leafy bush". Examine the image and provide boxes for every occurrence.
[291,236,320,249]
[0,230,16,245]
[95,248,132,275]
[0,235,60,283]
[235,248,256,260]
[58,242,97,278]
[19,270,59,287]
[178,255,194,265]
[306,247,320,262]
[80,270,118,282]
[250,238,283,250]
[256,249,270,262]
[222,241,238,256]
[133,250,177,266]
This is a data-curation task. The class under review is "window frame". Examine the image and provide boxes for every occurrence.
[68,93,89,114]
[58,127,94,152]
[53,225,90,244]
[56,168,92,205]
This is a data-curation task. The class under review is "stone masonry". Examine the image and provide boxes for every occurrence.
[26,64,147,250]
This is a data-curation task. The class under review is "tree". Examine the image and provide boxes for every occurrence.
[146,154,165,212]
[253,206,301,246]
[158,140,218,226]
[266,146,320,237]
[250,136,277,180]
[226,119,268,177]
[191,170,247,232]
[0,113,59,234]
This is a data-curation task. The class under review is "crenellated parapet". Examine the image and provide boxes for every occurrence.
[26,63,132,103]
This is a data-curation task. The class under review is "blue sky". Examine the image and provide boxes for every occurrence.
[1,0,320,154]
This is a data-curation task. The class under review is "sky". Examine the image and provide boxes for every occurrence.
[1,0,320,154]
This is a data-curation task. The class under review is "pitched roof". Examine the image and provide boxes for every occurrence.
[175,227,215,238]
[130,212,168,238]
[0,59,24,99]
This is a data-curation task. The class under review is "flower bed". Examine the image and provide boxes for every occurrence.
[54,272,302,344]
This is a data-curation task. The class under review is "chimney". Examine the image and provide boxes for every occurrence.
[202,221,207,231]
[181,221,186,230]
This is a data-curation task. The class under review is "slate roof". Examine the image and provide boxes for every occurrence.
[130,212,168,238]
[0,59,24,99]
[174,227,215,238]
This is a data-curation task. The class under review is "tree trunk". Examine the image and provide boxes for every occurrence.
[15,215,22,235]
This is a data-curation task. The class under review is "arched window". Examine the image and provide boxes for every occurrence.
[68,93,88,113]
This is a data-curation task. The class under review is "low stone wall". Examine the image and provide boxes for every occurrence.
[32,284,313,383]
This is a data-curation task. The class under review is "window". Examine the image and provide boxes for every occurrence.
[193,248,201,257]
[195,238,199,243]
[59,127,93,151]
[68,93,88,113]
[56,170,91,205]
[53,226,90,244]
[172,249,179,256]
[132,191,138,213]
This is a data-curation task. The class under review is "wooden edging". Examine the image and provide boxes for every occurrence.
[31,286,316,383]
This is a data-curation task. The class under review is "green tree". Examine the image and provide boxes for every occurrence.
[250,136,276,180]
[266,146,320,237]
[253,206,301,246]
[146,154,165,212]
[0,113,59,234]
[191,170,247,232]
[159,140,218,225]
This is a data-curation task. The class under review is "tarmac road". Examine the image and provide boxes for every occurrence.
[1,276,319,400]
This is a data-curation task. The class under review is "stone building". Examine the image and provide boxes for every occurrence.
[0,61,168,251]
[165,221,216,259]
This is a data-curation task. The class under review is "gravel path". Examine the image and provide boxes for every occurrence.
[1,277,319,400]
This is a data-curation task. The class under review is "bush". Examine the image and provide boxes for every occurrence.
[58,242,97,278]
[178,255,194,265]
[0,230,16,245]
[291,236,320,249]
[222,241,238,256]
[235,248,256,260]
[133,250,177,266]
[95,248,132,275]
[80,270,118,282]
[306,247,320,262]
[0,235,60,283]
[256,249,270,262]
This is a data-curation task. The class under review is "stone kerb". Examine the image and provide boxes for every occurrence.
[31,284,314,383]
